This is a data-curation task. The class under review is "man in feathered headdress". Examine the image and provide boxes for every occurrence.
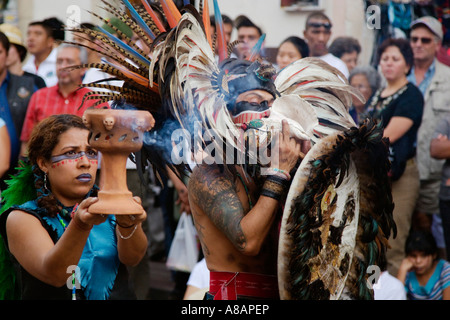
[187,57,308,300]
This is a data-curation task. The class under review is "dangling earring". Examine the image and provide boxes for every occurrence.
[44,173,50,193]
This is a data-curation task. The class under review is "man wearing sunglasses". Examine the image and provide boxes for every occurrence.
[407,16,450,242]
[302,12,349,79]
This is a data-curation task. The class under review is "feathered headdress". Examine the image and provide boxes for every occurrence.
[72,0,395,300]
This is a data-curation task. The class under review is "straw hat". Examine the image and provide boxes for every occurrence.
[0,23,26,51]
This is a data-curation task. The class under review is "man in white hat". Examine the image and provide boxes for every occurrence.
[408,16,450,243]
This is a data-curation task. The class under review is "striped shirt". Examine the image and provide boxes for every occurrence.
[405,259,450,300]
[20,84,108,142]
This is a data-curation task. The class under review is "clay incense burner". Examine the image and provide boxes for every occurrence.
[82,108,155,215]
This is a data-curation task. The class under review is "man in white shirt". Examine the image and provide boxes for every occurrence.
[22,20,57,87]
[303,12,349,79]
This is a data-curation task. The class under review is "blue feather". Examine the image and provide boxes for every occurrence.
[97,26,151,67]
[122,0,156,40]
[248,34,266,61]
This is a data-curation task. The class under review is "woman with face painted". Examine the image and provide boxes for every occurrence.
[0,114,148,300]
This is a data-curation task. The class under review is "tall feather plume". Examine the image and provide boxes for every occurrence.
[160,0,182,28]
[212,0,227,62]
[99,0,154,49]
[86,10,150,56]
[140,0,167,33]
[122,0,156,40]
[202,0,212,48]
[72,0,165,113]
[248,34,266,62]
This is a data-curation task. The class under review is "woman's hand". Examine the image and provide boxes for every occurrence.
[73,197,107,230]
[114,196,147,228]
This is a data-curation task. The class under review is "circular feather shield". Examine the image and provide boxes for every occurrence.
[277,132,361,300]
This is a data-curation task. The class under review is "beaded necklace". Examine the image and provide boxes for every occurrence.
[364,83,409,120]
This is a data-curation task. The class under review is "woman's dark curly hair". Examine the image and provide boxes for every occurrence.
[28,114,91,216]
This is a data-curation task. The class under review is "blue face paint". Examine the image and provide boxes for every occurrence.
[51,150,98,163]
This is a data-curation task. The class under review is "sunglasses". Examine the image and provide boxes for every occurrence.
[410,36,433,44]
[307,22,332,30]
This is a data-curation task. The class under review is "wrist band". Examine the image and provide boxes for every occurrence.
[261,175,289,201]
[261,188,282,201]
[266,168,291,181]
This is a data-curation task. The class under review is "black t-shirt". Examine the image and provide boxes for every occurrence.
[365,82,424,160]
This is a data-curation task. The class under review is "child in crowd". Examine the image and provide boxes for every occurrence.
[397,230,450,300]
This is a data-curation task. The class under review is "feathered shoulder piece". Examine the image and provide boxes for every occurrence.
[278,119,396,300]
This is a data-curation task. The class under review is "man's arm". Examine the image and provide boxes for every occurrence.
[189,165,247,252]
[430,117,450,159]
[189,164,282,256]
[431,134,450,159]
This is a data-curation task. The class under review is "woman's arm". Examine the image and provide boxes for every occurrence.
[383,116,414,144]
[6,197,103,287]
[115,197,148,266]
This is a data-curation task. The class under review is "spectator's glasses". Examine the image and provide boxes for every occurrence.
[307,22,332,30]
[410,36,433,44]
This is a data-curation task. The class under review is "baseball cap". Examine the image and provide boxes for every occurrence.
[410,16,443,40]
